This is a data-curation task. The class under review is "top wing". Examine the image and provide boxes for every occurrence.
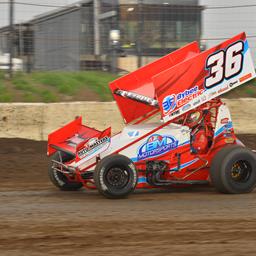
[153,32,256,122]
[109,42,200,124]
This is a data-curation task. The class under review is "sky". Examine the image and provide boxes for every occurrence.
[0,0,198,27]
[0,0,256,28]
[0,0,78,27]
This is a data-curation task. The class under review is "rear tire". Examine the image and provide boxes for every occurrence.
[210,145,256,194]
[48,152,83,191]
[94,154,138,199]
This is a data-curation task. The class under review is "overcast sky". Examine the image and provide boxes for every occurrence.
[0,0,78,27]
[1,0,255,27]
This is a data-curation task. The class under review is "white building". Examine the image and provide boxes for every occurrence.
[200,0,256,66]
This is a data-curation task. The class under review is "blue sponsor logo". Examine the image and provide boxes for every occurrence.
[137,134,178,161]
[128,131,139,137]
[162,86,204,115]
[162,94,176,114]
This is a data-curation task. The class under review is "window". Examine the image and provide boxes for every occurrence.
[119,3,202,55]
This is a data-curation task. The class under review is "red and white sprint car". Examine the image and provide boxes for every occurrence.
[48,32,256,198]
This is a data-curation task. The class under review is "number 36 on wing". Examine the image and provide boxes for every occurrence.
[205,41,244,88]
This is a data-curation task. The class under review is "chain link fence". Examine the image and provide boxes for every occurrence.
[0,0,256,74]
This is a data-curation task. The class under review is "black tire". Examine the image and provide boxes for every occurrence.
[94,154,138,199]
[48,152,83,191]
[210,145,256,194]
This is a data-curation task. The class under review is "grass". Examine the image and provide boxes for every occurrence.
[29,71,118,100]
[0,71,118,102]
[0,83,12,102]
[0,70,255,103]
[0,72,12,102]
[246,78,256,96]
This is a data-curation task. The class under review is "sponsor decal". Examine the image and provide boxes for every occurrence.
[193,99,201,106]
[239,73,252,83]
[217,85,229,94]
[137,134,178,161]
[78,136,110,159]
[223,122,233,133]
[170,109,180,117]
[128,131,139,137]
[162,86,204,115]
[224,123,233,129]
[229,80,238,88]
[182,103,191,112]
[162,94,176,114]
[209,91,217,98]
[221,118,229,124]
[200,95,207,102]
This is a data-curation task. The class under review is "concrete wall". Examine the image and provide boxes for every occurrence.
[0,99,255,141]
[0,102,124,141]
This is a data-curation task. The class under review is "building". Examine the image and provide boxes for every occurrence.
[0,23,33,71]
[0,23,33,57]
[200,0,256,66]
[0,0,203,72]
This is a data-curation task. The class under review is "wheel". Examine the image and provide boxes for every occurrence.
[94,154,138,199]
[210,145,256,194]
[48,152,83,191]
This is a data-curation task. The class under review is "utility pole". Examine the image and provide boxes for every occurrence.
[93,0,100,58]
[8,0,14,78]
[19,22,23,59]
[26,23,32,73]
[161,3,169,55]
[137,0,143,68]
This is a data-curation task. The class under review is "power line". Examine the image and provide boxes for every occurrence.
[0,2,256,10]
[0,1,65,8]
[9,34,256,42]
[202,35,256,41]
[206,4,256,10]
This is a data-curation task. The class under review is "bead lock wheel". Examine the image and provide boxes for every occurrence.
[231,160,252,183]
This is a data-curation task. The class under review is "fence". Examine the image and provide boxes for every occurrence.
[0,0,256,74]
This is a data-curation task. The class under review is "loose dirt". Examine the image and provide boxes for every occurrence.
[0,135,256,256]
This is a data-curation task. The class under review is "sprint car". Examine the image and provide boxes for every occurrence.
[48,32,256,198]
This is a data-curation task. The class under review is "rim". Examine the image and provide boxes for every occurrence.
[104,167,130,189]
[230,160,252,183]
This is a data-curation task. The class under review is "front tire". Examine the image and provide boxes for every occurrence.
[210,145,256,194]
[94,154,138,199]
[48,152,83,191]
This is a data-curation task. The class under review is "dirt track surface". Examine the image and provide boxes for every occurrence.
[0,135,256,256]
